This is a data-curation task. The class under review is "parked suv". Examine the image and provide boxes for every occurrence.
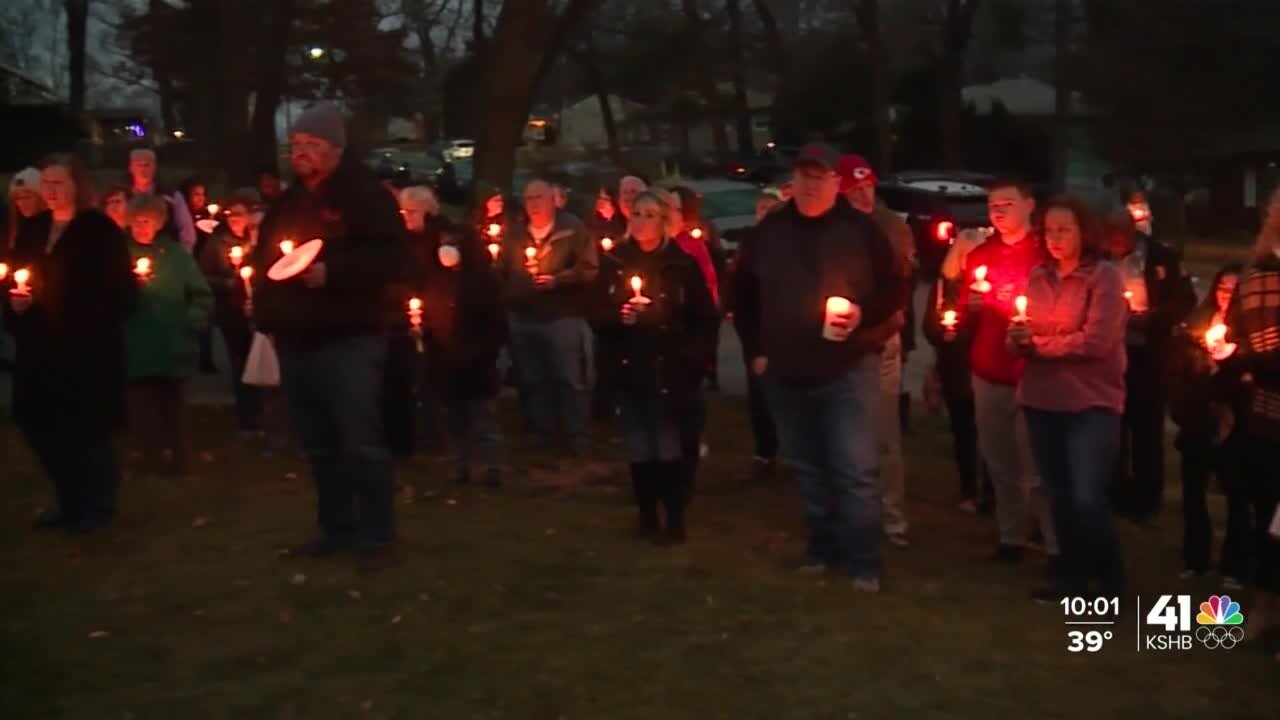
[878,171,993,280]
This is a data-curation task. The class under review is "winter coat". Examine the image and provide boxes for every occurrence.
[498,210,599,321]
[198,227,255,332]
[125,235,214,379]
[250,158,405,345]
[590,239,718,421]
[4,210,137,434]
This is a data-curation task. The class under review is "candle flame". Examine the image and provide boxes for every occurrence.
[601,237,614,252]
[487,223,502,238]
[690,227,704,240]
[280,240,295,255]
[13,268,30,285]
[239,266,254,280]
[135,257,151,274]
[826,296,852,314]
[408,297,422,312]
[1014,295,1028,316]
[0,262,8,280]
[629,276,643,294]
[207,203,220,216]
[487,242,500,259]
[942,309,957,326]
[525,247,536,260]
[1205,323,1227,346]
[974,265,988,282]
[229,245,244,261]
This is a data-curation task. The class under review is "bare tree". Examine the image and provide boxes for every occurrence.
[938,0,981,166]
[854,0,892,171]
[65,0,89,115]
[726,0,754,156]
[680,0,730,162]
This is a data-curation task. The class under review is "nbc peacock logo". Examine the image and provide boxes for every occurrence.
[1194,595,1245,649]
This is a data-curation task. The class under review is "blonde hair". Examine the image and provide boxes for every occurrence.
[126,193,168,224]
[630,189,673,238]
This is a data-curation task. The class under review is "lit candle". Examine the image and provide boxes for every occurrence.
[11,267,31,296]
[207,202,220,217]
[1204,322,1237,360]
[941,309,958,330]
[228,245,244,268]
[134,256,153,280]
[486,223,503,238]
[525,246,537,274]
[690,227,704,240]
[239,265,254,298]
[823,296,853,341]
[407,297,424,352]
[629,275,643,298]
[970,265,991,294]
[1013,295,1028,323]
[601,237,614,252]
[487,242,500,260]
[279,240,295,255]
[0,262,8,281]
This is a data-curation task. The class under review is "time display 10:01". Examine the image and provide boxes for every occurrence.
[1060,597,1120,616]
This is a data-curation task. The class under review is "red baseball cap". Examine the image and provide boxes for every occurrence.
[837,154,878,192]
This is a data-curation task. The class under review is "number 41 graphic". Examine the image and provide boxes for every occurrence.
[1142,595,1192,644]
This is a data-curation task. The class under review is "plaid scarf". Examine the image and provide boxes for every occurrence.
[1232,255,1280,438]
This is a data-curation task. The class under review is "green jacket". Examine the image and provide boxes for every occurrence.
[125,236,214,379]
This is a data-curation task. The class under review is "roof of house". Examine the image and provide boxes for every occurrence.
[962,75,1096,117]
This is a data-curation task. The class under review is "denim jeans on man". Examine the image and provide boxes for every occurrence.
[1024,407,1126,595]
[973,375,1058,554]
[767,353,882,580]
[508,315,589,451]
[277,334,395,546]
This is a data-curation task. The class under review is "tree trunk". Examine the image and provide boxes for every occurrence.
[64,0,89,117]
[1052,0,1072,190]
[580,36,620,162]
[473,0,484,47]
[246,0,296,178]
[215,0,253,182]
[855,0,892,172]
[750,0,789,80]
[726,0,753,156]
[938,0,980,167]
[681,0,730,163]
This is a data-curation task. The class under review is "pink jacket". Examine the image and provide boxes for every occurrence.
[1014,260,1129,414]
[673,231,719,308]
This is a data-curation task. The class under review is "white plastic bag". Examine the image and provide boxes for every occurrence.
[242,332,280,387]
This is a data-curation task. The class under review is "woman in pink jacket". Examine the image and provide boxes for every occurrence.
[1007,196,1129,604]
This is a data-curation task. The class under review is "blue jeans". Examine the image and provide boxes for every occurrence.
[508,316,589,450]
[767,355,882,580]
[277,334,395,546]
[1023,407,1126,595]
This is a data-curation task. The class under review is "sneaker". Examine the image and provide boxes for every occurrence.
[287,537,353,559]
[992,544,1024,565]
[1222,575,1244,591]
[853,577,881,593]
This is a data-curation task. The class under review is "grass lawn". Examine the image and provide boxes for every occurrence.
[0,398,1273,719]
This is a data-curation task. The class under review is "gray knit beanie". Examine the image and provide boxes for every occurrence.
[292,102,347,148]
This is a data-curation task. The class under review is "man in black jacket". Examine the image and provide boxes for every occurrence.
[1105,207,1196,524]
[251,102,406,571]
[734,144,908,591]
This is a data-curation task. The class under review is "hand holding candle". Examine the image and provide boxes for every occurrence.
[1012,294,1029,323]
[970,265,991,294]
[822,296,860,341]
[1204,322,1237,361]
[228,245,244,269]
[134,257,153,282]
[941,308,959,340]
[11,267,31,296]
[524,246,537,274]
[407,297,425,352]
[628,275,651,305]
[239,265,254,298]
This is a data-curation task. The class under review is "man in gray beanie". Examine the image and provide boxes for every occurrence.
[250,101,406,573]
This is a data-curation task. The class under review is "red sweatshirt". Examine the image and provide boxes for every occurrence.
[674,230,720,308]
[956,232,1044,386]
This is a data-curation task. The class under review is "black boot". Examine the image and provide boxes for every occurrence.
[656,461,687,546]
[630,463,659,540]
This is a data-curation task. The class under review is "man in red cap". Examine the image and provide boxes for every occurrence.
[838,154,915,548]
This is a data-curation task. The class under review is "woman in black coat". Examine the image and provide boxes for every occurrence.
[4,155,137,533]
[402,186,509,486]
[590,191,718,545]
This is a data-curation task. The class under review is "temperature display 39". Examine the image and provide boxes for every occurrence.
[1060,596,1120,653]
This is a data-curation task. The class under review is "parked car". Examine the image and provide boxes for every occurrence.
[442,138,475,162]
[722,143,800,185]
[660,178,760,256]
[878,171,994,280]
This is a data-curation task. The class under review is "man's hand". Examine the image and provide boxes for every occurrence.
[824,303,862,342]
[750,356,768,376]
[1006,323,1033,355]
[534,274,556,290]
[301,262,326,288]
[621,300,644,326]
[9,294,32,314]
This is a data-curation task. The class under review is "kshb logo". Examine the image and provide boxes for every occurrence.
[1142,595,1245,651]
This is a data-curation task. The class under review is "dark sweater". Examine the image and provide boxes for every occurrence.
[250,160,405,345]
[733,200,906,388]
[498,210,599,322]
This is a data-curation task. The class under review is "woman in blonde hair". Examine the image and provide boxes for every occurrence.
[589,190,718,544]
[1220,185,1280,650]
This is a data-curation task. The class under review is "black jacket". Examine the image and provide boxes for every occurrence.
[498,210,599,321]
[732,200,906,387]
[1119,235,1196,351]
[402,217,509,396]
[4,210,136,433]
[584,211,626,245]
[590,239,719,419]
[250,159,404,344]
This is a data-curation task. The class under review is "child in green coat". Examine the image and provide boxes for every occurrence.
[125,193,213,476]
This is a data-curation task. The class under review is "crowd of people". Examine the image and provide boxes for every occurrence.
[2,102,1279,650]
